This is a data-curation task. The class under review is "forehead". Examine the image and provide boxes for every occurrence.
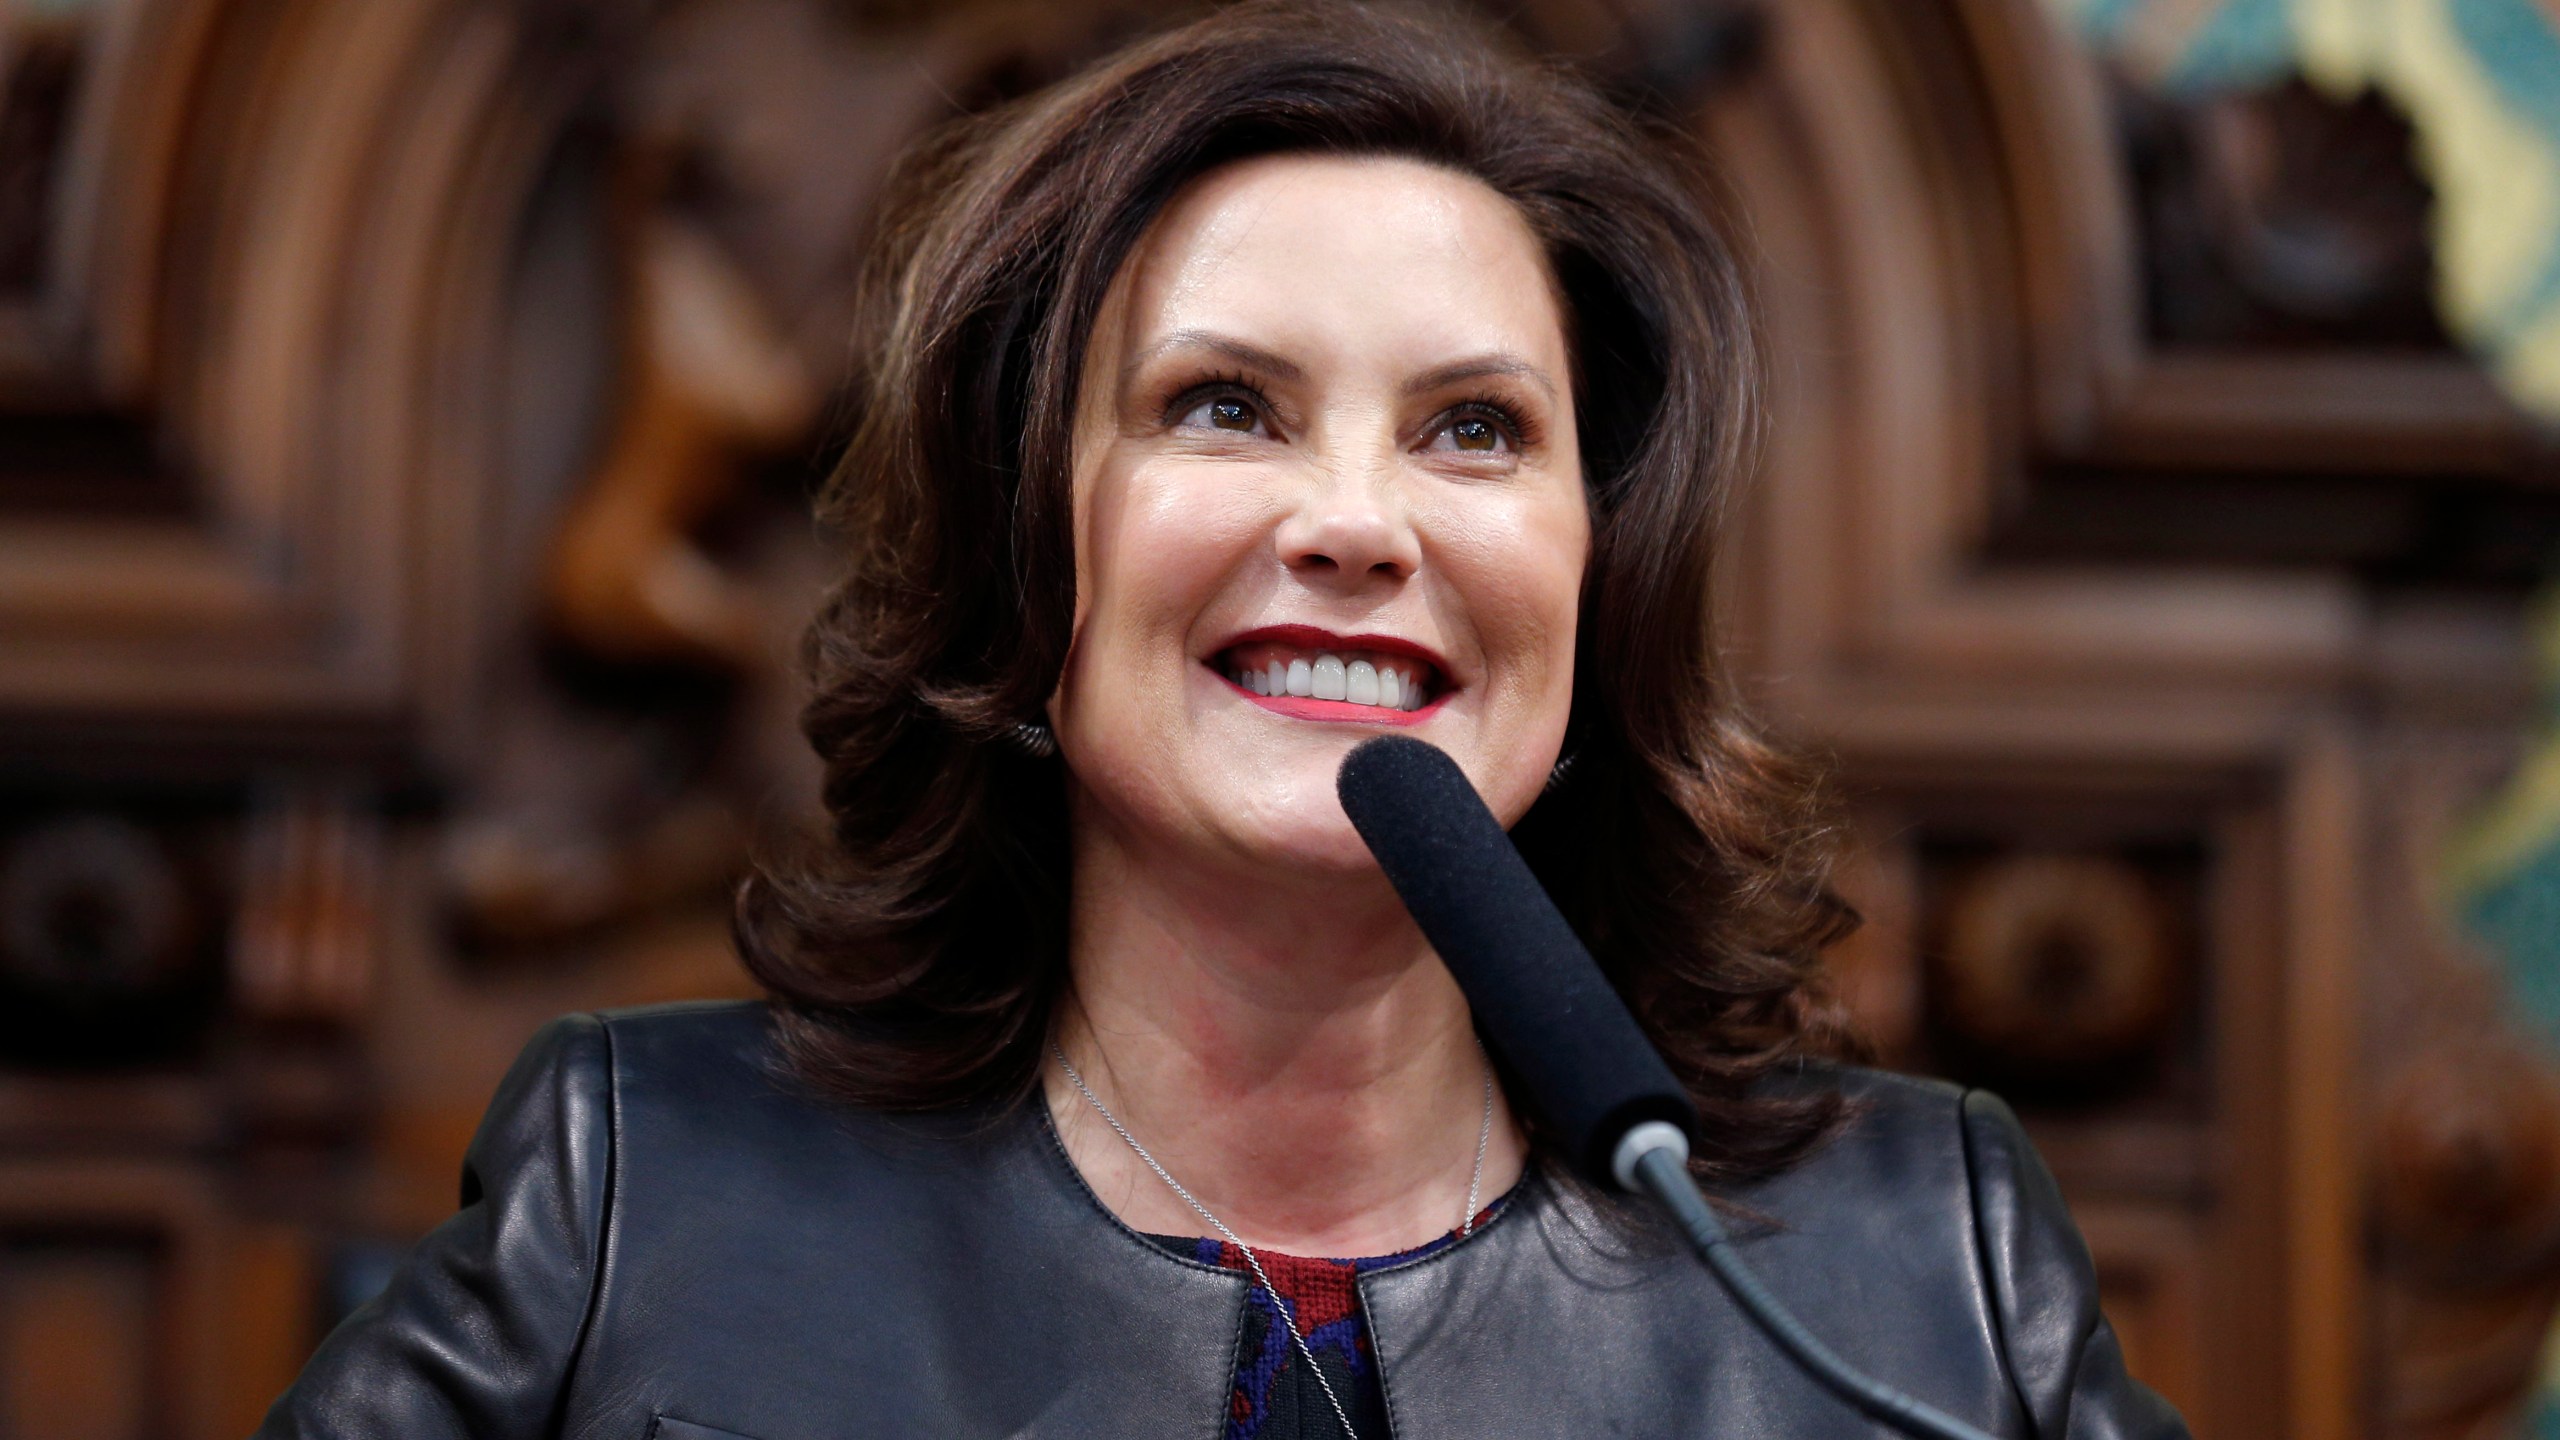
[1098,152,1567,375]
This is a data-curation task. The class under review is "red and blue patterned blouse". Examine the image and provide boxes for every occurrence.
[1149,1192,1511,1440]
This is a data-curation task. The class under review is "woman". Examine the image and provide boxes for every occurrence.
[258,4,2189,1437]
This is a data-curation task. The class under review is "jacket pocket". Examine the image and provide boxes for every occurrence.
[649,1417,764,1440]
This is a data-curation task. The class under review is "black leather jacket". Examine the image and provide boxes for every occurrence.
[254,1001,2189,1439]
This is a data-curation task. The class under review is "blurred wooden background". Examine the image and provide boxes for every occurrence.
[3,0,2558,1435]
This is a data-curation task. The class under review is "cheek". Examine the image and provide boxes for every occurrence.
[1074,456,1270,676]
[1434,488,1589,694]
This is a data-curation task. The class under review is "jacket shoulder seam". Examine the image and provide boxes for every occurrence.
[551,1011,617,1428]
[1958,1089,2038,1435]
[587,997,763,1027]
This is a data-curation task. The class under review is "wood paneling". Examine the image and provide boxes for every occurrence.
[0,1241,160,1440]
[1702,0,2560,1432]
[2084,1204,2210,1432]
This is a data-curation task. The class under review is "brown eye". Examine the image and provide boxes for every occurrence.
[1450,417,1498,451]
[1175,390,1268,436]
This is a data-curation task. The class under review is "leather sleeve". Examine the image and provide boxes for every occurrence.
[252,1013,615,1439]
[1961,1090,2191,1440]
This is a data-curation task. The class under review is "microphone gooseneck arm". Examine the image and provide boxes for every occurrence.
[1336,736,2001,1440]
[1619,1133,2000,1440]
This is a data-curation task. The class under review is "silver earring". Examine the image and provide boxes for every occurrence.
[1545,750,1578,793]
[1009,720,1058,759]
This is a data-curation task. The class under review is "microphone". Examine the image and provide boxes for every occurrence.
[1335,735,1999,1440]
[1332,732,1696,1187]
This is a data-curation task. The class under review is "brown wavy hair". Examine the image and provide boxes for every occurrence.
[736,0,1857,1182]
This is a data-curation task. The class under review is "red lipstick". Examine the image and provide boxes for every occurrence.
[1207,624,1453,725]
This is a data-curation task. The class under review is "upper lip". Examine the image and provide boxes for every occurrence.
[1209,623,1454,681]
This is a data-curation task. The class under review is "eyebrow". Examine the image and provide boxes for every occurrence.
[1123,331,1558,403]
[1402,354,1558,402]
[1123,330,1305,392]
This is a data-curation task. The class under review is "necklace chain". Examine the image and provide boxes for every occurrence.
[1053,1041,1496,1440]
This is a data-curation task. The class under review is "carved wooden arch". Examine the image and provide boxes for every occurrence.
[0,2,1131,1428]
[0,0,616,763]
[0,0,1179,750]
[0,8,646,1417]
[1697,2,2560,1437]
[1723,0,2371,721]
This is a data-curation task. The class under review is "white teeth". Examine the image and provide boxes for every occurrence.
[1229,649,1434,709]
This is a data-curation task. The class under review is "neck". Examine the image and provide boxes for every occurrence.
[1047,810,1526,1258]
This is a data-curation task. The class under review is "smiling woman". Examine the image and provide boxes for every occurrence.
[253,4,2189,1439]
[745,6,1838,1165]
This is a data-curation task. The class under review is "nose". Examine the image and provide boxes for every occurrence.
[1274,464,1421,589]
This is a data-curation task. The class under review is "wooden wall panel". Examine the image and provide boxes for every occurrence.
[2083,1205,2210,1433]
[1702,0,2560,1432]
[0,1240,161,1440]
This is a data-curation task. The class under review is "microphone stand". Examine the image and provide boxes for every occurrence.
[1614,1124,2002,1440]
[1337,736,2005,1440]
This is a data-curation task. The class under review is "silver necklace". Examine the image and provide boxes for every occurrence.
[1053,1041,1497,1440]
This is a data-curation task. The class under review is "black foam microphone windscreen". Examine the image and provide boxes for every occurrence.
[1335,735,1697,1185]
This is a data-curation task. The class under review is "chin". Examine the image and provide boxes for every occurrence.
[1207,736,1555,877]
[1234,812,1390,876]
[1195,754,1383,874]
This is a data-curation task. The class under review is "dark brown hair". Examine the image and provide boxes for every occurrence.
[737,0,1856,1182]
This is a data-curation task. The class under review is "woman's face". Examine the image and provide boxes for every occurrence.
[1056,153,1587,877]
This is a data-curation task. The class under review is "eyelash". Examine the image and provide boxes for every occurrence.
[1162,372,1537,451]
[1163,371,1270,431]
[1436,398,1537,451]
